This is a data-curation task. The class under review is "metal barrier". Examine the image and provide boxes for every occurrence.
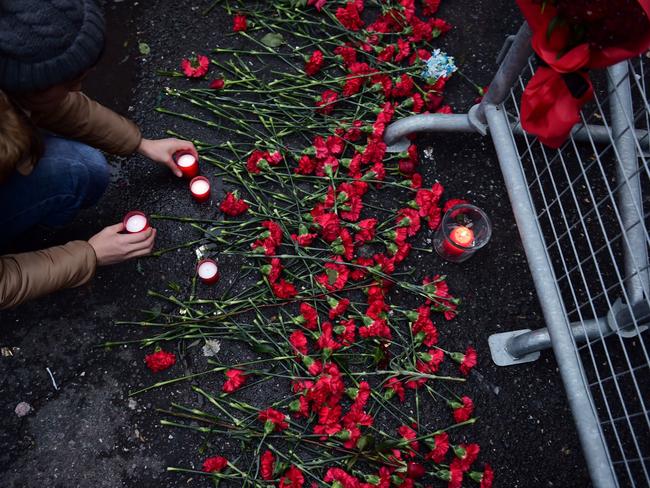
[384,22,650,488]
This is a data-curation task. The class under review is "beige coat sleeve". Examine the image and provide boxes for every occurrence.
[19,90,142,156]
[0,241,97,310]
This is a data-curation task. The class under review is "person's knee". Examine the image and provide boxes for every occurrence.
[77,146,110,208]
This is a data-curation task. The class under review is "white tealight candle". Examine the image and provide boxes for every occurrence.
[177,154,196,167]
[191,179,210,195]
[125,214,147,233]
[198,260,218,279]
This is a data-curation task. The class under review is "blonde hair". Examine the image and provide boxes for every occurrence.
[0,90,41,183]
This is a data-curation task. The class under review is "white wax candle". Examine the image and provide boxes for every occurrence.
[125,214,147,233]
[198,261,218,279]
[191,179,210,195]
[177,154,196,167]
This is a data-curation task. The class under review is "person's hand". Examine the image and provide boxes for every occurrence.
[137,137,198,178]
[88,223,157,266]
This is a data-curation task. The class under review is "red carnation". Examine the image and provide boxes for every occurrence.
[220,192,249,216]
[337,319,356,345]
[305,50,324,76]
[181,54,209,79]
[451,396,475,423]
[426,431,450,463]
[328,297,350,320]
[296,302,318,329]
[144,349,176,373]
[233,14,247,32]
[473,463,494,488]
[354,218,376,244]
[222,369,248,393]
[335,2,364,31]
[209,78,225,90]
[315,322,342,353]
[443,198,470,213]
[316,261,349,292]
[314,213,341,242]
[260,450,276,481]
[423,0,441,16]
[279,465,304,488]
[453,443,480,472]
[316,89,339,115]
[259,408,289,433]
[452,346,478,375]
[289,330,309,355]
[272,279,298,299]
[202,455,228,473]
[382,377,404,403]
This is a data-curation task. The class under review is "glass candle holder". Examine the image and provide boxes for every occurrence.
[434,204,492,263]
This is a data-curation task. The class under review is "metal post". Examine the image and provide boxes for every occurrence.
[484,103,618,488]
[609,62,650,305]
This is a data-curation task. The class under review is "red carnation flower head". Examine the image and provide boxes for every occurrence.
[259,408,289,433]
[314,213,341,242]
[316,260,350,292]
[469,463,494,488]
[209,78,225,90]
[260,450,276,481]
[181,54,209,79]
[397,424,420,456]
[297,302,319,330]
[425,431,450,464]
[315,322,342,355]
[272,279,298,299]
[354,218,377,244]
[220,191,249,216]
[305,50,325,76]
[233,14,247,32]
[406,462,426,479]
[327,296,350,320]
[336,319,356,345]
[316,89,339,115]
[145,349,176,373]
[335,1,365,31]
[384,377,406,402]
[452,346,478,376]
[453,443,481,472]
[202,455,228,473]
[279,465,304,488]
[450,395,475,423]
[290,330,309,355]
[443,198,470,213]
[222,369,248,393]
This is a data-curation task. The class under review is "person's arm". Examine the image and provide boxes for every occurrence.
[0,224,156,310]
[20,90,141,156]
[0,241,96,309]
[19,89,199,177]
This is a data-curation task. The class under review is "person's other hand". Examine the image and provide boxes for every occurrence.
[137,137,198,178]
[88,223,157,266]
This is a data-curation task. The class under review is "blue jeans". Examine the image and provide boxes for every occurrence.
[0,134,110,246]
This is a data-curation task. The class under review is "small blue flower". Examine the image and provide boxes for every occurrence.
[421,49,457,83]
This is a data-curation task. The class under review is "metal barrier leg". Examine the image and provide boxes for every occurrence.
[484,103,618,488]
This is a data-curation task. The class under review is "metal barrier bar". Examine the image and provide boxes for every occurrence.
[484,102,618,487]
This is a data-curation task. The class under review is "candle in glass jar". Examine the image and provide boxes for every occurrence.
[174,151,199,178]
[196,259,219,284]
[190,176,211,203]
[122,211,150,234]
[443,225,474,256]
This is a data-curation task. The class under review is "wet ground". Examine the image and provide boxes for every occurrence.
[0,1,590,487]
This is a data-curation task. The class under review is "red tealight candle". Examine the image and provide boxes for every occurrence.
[443,225,474,256]
[122,211,150,234]
[173,151,199,179]
[190,176,211,203]
[196,259,219,285]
